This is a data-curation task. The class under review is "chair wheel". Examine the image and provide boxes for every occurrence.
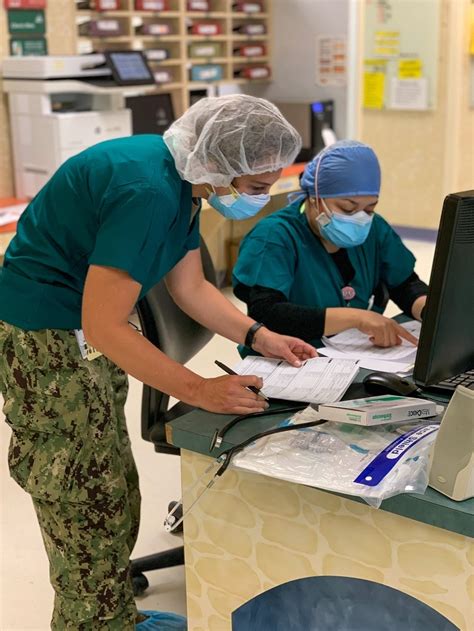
[132,572,149,596]
[167,501,183,534]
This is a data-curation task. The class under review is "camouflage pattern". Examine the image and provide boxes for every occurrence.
[0,321,141,630]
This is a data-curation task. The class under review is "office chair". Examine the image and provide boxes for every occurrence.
[130,239,216,596]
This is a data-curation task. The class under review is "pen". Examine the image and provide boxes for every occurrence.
[214,360,270,402]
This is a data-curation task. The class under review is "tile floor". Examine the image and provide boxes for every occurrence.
[0,239,435,631]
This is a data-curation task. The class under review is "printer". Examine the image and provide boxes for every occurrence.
[2,55,157,198]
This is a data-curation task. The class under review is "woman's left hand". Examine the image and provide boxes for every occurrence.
[251,327,318,366]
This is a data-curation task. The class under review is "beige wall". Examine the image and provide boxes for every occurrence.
[0,1,77,198]
[359,0,473,229]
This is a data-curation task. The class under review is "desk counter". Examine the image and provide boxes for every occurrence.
[167,405,473,631]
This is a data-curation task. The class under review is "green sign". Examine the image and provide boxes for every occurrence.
[10,37,48,56]
[7,9,46,34]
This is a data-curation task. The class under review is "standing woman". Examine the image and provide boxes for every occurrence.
[0,95,316,630]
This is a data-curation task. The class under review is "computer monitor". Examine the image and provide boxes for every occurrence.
[413,190,474,389]
[272,100,336,163]
[104,51,155,86]
[125,93,175,136]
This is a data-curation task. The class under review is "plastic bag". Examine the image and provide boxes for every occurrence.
[232,406,440,507]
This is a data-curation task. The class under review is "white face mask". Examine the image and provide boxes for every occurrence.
[207,185,271,220]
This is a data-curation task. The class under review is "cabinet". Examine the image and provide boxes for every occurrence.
[74,0,272,116]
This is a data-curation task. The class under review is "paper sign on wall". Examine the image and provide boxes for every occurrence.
[363,72,385,109]
[389,77,428,110]
[315,35,347,86]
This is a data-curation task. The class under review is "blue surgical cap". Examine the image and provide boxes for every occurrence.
[300,140,381,199]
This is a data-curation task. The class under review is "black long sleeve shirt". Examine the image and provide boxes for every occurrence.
[234,248,428,343]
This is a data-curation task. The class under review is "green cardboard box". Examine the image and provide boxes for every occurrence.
[7,9,46,34]
[10,37,48,55]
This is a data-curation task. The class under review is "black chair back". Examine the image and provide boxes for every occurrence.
[136,239,217,452]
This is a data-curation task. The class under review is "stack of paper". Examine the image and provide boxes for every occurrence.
[319,320,421,374]
[234,356,359,403]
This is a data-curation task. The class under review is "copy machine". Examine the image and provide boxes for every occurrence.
[2,55,157,198]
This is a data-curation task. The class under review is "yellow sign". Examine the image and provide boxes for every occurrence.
[470,2,474,55]
[363,71,385,109]
[398,58,423,79]
[375,30,400,58]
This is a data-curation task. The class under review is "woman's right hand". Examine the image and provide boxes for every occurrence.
[356,311,418,348]
[195,374,269,414]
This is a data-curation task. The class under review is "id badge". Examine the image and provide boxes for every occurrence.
[74,329,103,361]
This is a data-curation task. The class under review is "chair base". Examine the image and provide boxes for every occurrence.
[130,546,185,595]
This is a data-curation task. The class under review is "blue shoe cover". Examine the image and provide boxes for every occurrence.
[136,610,187,630]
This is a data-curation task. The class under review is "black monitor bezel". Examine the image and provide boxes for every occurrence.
[413,190,474,387]
[104,50,155,86]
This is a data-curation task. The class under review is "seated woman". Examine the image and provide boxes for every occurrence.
[233,140,428,355]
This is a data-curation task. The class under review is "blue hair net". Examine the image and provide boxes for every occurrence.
[297,140,381,200]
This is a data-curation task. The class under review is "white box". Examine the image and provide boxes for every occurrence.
[317,395,438,426]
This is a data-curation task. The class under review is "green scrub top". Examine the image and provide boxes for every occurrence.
[0,135,200,331]
[233,202,416,347]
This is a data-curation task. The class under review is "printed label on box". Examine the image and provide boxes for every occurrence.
[4,0,46,8]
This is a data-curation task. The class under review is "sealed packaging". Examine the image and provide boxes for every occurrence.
[233,2,263,13]
[317,395,438,426]
[233,406,440,508]
[190,22,222,35]
[190,64,223,81]
[80,19,122,36]
[236,64,270,79]
[234,43,266,57]
[187,0,210,10]
[233,22,266,35]
[140,22,172,35]
[189,42,222,57]
[135,0,169,9]
[145,48,170,61]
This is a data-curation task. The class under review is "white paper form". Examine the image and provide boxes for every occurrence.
[0,203,27,227]
[322,320,421,362]
[234,357,359,404]
[317,346,416,374]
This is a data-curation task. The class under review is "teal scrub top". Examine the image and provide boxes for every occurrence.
[233,202,416,347]
[0,135,200,331]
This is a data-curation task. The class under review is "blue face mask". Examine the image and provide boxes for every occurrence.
[317,199,373,248]
[207,185,271,220]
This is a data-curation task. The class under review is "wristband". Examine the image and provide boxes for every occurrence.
[245,322,265,348]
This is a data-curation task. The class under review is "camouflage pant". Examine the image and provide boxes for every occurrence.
[0,322,141,630]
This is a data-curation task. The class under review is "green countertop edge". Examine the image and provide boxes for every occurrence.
[168,405,474,539]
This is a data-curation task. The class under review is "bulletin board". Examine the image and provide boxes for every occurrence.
[363,0,441,111]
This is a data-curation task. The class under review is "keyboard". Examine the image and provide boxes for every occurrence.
[436,369,474,391]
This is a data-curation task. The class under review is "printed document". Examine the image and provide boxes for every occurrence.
[320,320,421,368]
[234,356,359,403]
